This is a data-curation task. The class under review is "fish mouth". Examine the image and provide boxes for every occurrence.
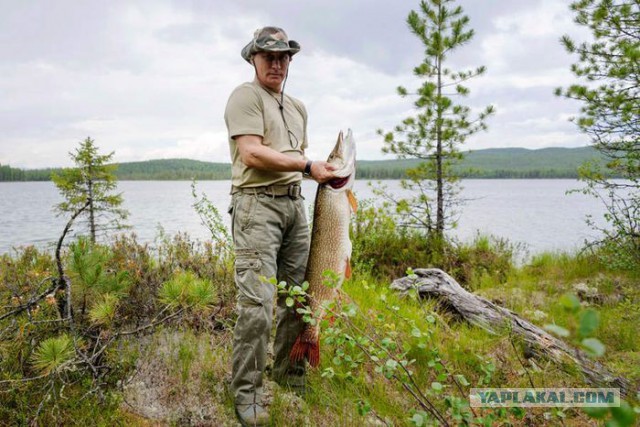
[328,175,352,189]
[326,129,356,186]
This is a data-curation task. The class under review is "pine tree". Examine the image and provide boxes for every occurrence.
[378,0,494,241]
[556,0,639,267]
[52,137,128,243]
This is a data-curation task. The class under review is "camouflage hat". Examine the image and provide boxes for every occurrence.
[241,26,301,63]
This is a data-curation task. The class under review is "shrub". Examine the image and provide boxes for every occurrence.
[351,200,518,286]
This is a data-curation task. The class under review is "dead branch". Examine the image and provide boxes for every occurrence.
[390,268,635,397]
[0,277,58,321]
[55,199,91,322]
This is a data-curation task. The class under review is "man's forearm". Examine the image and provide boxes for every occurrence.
[236,135,334,183]
[242,143,306,172]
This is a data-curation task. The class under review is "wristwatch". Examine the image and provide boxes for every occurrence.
[303,160,313,176]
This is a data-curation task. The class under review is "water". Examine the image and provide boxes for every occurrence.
[0,180,608,256]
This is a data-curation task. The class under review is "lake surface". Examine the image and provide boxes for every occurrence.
[0,180,608,257]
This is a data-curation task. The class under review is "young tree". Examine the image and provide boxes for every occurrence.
[52,137,128,243]
[378,0,494,242]
[556,0,639,266]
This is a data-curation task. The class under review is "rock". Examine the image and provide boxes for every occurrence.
[573,282,603,304]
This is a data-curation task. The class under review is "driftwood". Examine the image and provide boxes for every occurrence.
[390,268,634,397]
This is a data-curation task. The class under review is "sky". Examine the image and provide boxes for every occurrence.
[0,0,592,169]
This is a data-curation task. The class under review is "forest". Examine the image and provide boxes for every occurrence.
[0,146,609,182]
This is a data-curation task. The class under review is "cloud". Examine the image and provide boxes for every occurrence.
[0,0,590,169]
[0,1,256,167]
[288,49,414,159]
[143,131,230,162]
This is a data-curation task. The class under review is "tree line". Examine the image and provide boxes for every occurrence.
[1,148,613,182]
[0,164,594,181]
[0,159,231,182]
[0,164,53,181]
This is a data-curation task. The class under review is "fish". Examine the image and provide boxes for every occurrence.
[290,129,357,367]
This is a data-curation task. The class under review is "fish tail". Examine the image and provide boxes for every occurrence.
[290,332,320,367]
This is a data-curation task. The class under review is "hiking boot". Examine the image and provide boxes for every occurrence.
[235,403,270,426]
[275,376,306,398]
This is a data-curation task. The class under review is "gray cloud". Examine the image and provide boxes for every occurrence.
[0,0,588,168]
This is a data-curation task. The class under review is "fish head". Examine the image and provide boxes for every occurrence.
[325,129,356,192]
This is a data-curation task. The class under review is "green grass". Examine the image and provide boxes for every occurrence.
[1,229,638,426]
[294,272,610,425]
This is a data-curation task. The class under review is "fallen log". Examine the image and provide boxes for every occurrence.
[390,268,634,397]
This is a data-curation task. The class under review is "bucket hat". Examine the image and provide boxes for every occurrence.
[241,26,300,63]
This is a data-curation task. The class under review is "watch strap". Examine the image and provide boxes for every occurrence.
[303,160,313,176]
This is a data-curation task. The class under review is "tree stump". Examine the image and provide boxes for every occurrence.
[390,268,634,396]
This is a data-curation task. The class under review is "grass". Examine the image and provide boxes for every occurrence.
[300,276,587,425]
[1,226,638,426]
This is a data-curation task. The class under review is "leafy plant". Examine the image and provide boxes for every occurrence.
[88,293,119,326]
[543,292,638,425]
[159,271,216,311]
[191,180,232,254]
[31,334,76,375]
[545,292,606,357]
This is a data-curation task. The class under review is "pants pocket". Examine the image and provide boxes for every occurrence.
[236,194,258,231]
[227,198,234,216]
[234,248,268,306]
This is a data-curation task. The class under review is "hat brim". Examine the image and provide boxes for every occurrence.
[241,40,300,63]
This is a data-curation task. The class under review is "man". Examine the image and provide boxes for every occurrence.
[224,27,335,426]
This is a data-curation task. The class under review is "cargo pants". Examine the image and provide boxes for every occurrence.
[229,189,309,405]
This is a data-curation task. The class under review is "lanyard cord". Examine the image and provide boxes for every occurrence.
[274,69,298,148]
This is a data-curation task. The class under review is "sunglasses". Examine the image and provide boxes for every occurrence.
[257,52,291,64]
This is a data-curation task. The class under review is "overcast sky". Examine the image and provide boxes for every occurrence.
[1,0,591,169]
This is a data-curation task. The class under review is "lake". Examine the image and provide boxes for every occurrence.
[0,180,608,257]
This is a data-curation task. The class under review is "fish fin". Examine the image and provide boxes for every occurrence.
[345,257,352,279]
[290,334,321,368]
[347,189,358,213]
[289,335,306,363]
[308,341,320,368]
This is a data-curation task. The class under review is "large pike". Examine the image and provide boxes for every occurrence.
[290,129,357,367]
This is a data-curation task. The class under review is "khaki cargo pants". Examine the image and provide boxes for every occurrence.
[229,190,309,405]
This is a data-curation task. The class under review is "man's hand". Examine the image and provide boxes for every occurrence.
[309,161,337,183]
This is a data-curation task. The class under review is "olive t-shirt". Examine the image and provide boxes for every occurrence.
[225,80,308,189]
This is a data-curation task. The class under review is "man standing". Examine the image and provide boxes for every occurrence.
[224,27,335,426]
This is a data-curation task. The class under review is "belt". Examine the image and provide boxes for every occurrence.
[232,183,302,199]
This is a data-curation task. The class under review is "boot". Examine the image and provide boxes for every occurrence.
[235,403,270,426]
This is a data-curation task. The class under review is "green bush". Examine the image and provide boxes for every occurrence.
[0,231,234,424]
[351,200,519,287]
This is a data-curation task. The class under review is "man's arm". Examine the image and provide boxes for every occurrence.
[236,135,336,183]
